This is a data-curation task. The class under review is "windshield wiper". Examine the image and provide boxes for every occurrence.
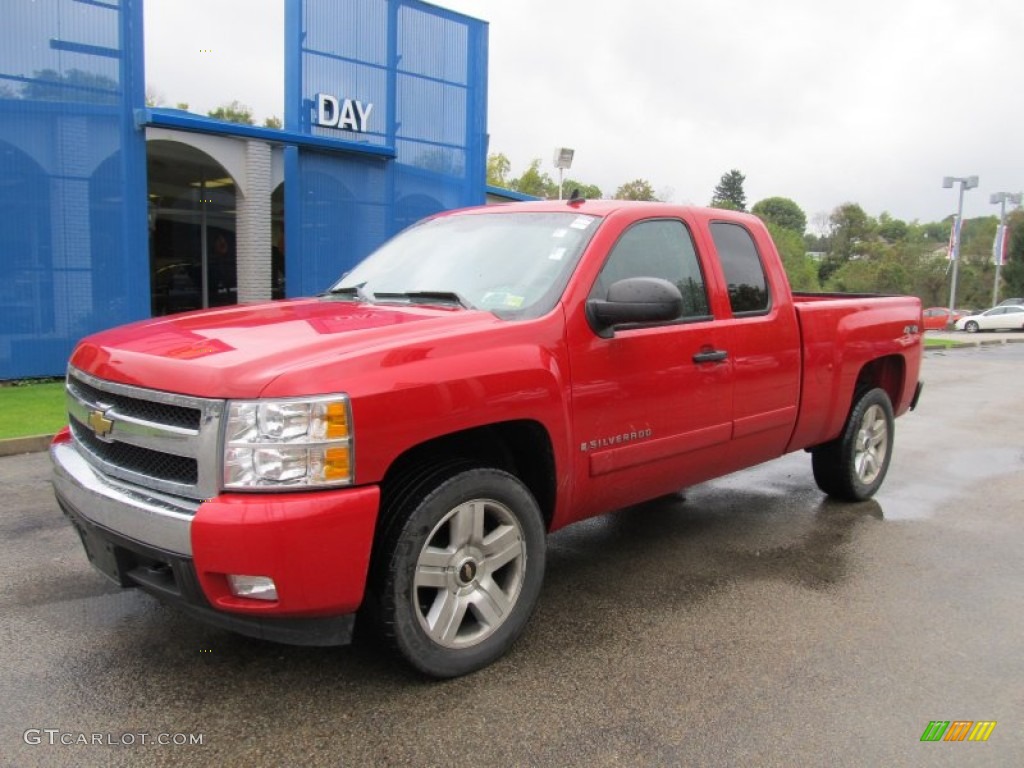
[374,291,473,309]
[325,283,375,302]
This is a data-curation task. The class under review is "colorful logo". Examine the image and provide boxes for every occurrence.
[920,721,996,742]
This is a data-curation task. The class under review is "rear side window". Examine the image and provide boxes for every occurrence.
[591,219,709,318]
[710,222,770,314]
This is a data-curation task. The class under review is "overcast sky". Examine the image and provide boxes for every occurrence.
[145,0,1024,228]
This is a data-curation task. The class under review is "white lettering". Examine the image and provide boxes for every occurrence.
[355,100,373,131]
[316,93,339,127]
[315,92,373,132]
[337,99,359,131]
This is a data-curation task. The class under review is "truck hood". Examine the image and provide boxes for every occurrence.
[69,298,503,398]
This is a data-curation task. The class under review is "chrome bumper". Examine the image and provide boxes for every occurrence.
[51,441,199,556]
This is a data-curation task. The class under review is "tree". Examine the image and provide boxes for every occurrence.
[751,197,806,235]
[487,153,511,188]
[829,202,876,259]
[263,115,282,129]
[1002,211,1024,300]
[958,215,999,258]
[920,220,950,244]
[710,169,746,211]
[766,223,819,291]
[511,159,555,198]
[614,178,657,201]
[560,179,602,199]
[877,212,909,243]
[817,203,876,283]
[207,100,254,125]
[145,86,165,107]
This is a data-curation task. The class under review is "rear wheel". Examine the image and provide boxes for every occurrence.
[371,467,546,678]
[811,388,894,501]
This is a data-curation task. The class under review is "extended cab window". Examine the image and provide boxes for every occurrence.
[710,222,770,314]
[591,219,709,318]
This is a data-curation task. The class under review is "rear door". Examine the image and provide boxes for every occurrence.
[565,217,733,522]
[706,220,801,474]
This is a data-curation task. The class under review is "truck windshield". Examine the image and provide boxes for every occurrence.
[328,211,600,318]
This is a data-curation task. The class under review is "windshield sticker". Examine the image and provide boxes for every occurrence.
[549,247,567,261]
[481,291,525,309]
[570,216,592,230]
[551,228,568,239]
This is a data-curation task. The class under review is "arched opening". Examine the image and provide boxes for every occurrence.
[147,140,237,315]
[0,140,52,337]
[292,165,356,294]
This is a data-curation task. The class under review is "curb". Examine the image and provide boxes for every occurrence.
[925,332,1024,348]
[0,434,55,457]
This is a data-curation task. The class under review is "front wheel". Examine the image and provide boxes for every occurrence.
[372,467,546,678]
[811,388,895,501]
[964,320,979,333]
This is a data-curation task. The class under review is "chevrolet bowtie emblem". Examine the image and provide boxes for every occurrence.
[87,409,115,439]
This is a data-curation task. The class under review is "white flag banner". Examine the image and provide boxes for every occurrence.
[992,224,1008,266]
[947,216,959,261]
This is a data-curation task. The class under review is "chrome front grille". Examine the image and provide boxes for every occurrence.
[70,423,199,485]
[66,367,224,501]
[68,375,201,431]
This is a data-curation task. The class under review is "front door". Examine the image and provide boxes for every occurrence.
[565,217,733,523]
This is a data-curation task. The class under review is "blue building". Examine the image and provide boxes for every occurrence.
[1,0,498,379]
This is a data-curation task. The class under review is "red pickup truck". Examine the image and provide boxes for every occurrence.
[51,200,923,677]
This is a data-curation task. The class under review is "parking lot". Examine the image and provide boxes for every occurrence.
[2,344,1022,767]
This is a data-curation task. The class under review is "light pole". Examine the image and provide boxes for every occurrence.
[989,191,1022,306]
[942,175,978,324]
[553,147,574,200]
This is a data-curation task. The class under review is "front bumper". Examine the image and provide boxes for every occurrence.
[51,439,380,646]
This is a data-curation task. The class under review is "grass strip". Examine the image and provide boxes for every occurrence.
[0,381,66,439]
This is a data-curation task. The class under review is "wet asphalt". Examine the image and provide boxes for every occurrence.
[1,344,1022,767]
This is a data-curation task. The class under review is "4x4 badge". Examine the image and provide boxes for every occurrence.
[87,409,114,439]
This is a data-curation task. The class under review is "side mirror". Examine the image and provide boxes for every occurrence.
[586,277,683,337]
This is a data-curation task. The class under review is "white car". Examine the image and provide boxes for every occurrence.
[955,305,1024,333]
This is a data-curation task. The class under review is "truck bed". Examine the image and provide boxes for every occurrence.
[787,292,922,453]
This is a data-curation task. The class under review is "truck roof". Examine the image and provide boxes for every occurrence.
[442,199,761,225]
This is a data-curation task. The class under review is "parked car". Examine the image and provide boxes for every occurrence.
[922,307,969,330]
[955,305,1024,332]
[996,297,1023,307]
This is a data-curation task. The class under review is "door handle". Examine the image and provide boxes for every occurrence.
[692,349,728,364]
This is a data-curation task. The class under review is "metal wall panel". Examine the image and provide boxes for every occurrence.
[285,0,487,296]
[293,150,390,291]
[0,0,148,379]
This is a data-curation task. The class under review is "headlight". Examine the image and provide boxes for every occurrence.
[223,395,353,489]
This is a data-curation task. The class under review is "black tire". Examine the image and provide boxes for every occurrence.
[965,321,979,333]
[372,467,546,678]
[811,388,895,501]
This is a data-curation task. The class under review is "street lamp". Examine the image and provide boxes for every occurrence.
[553,147,574,200]
[989,191,1022,306]
[942,175,978,323]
